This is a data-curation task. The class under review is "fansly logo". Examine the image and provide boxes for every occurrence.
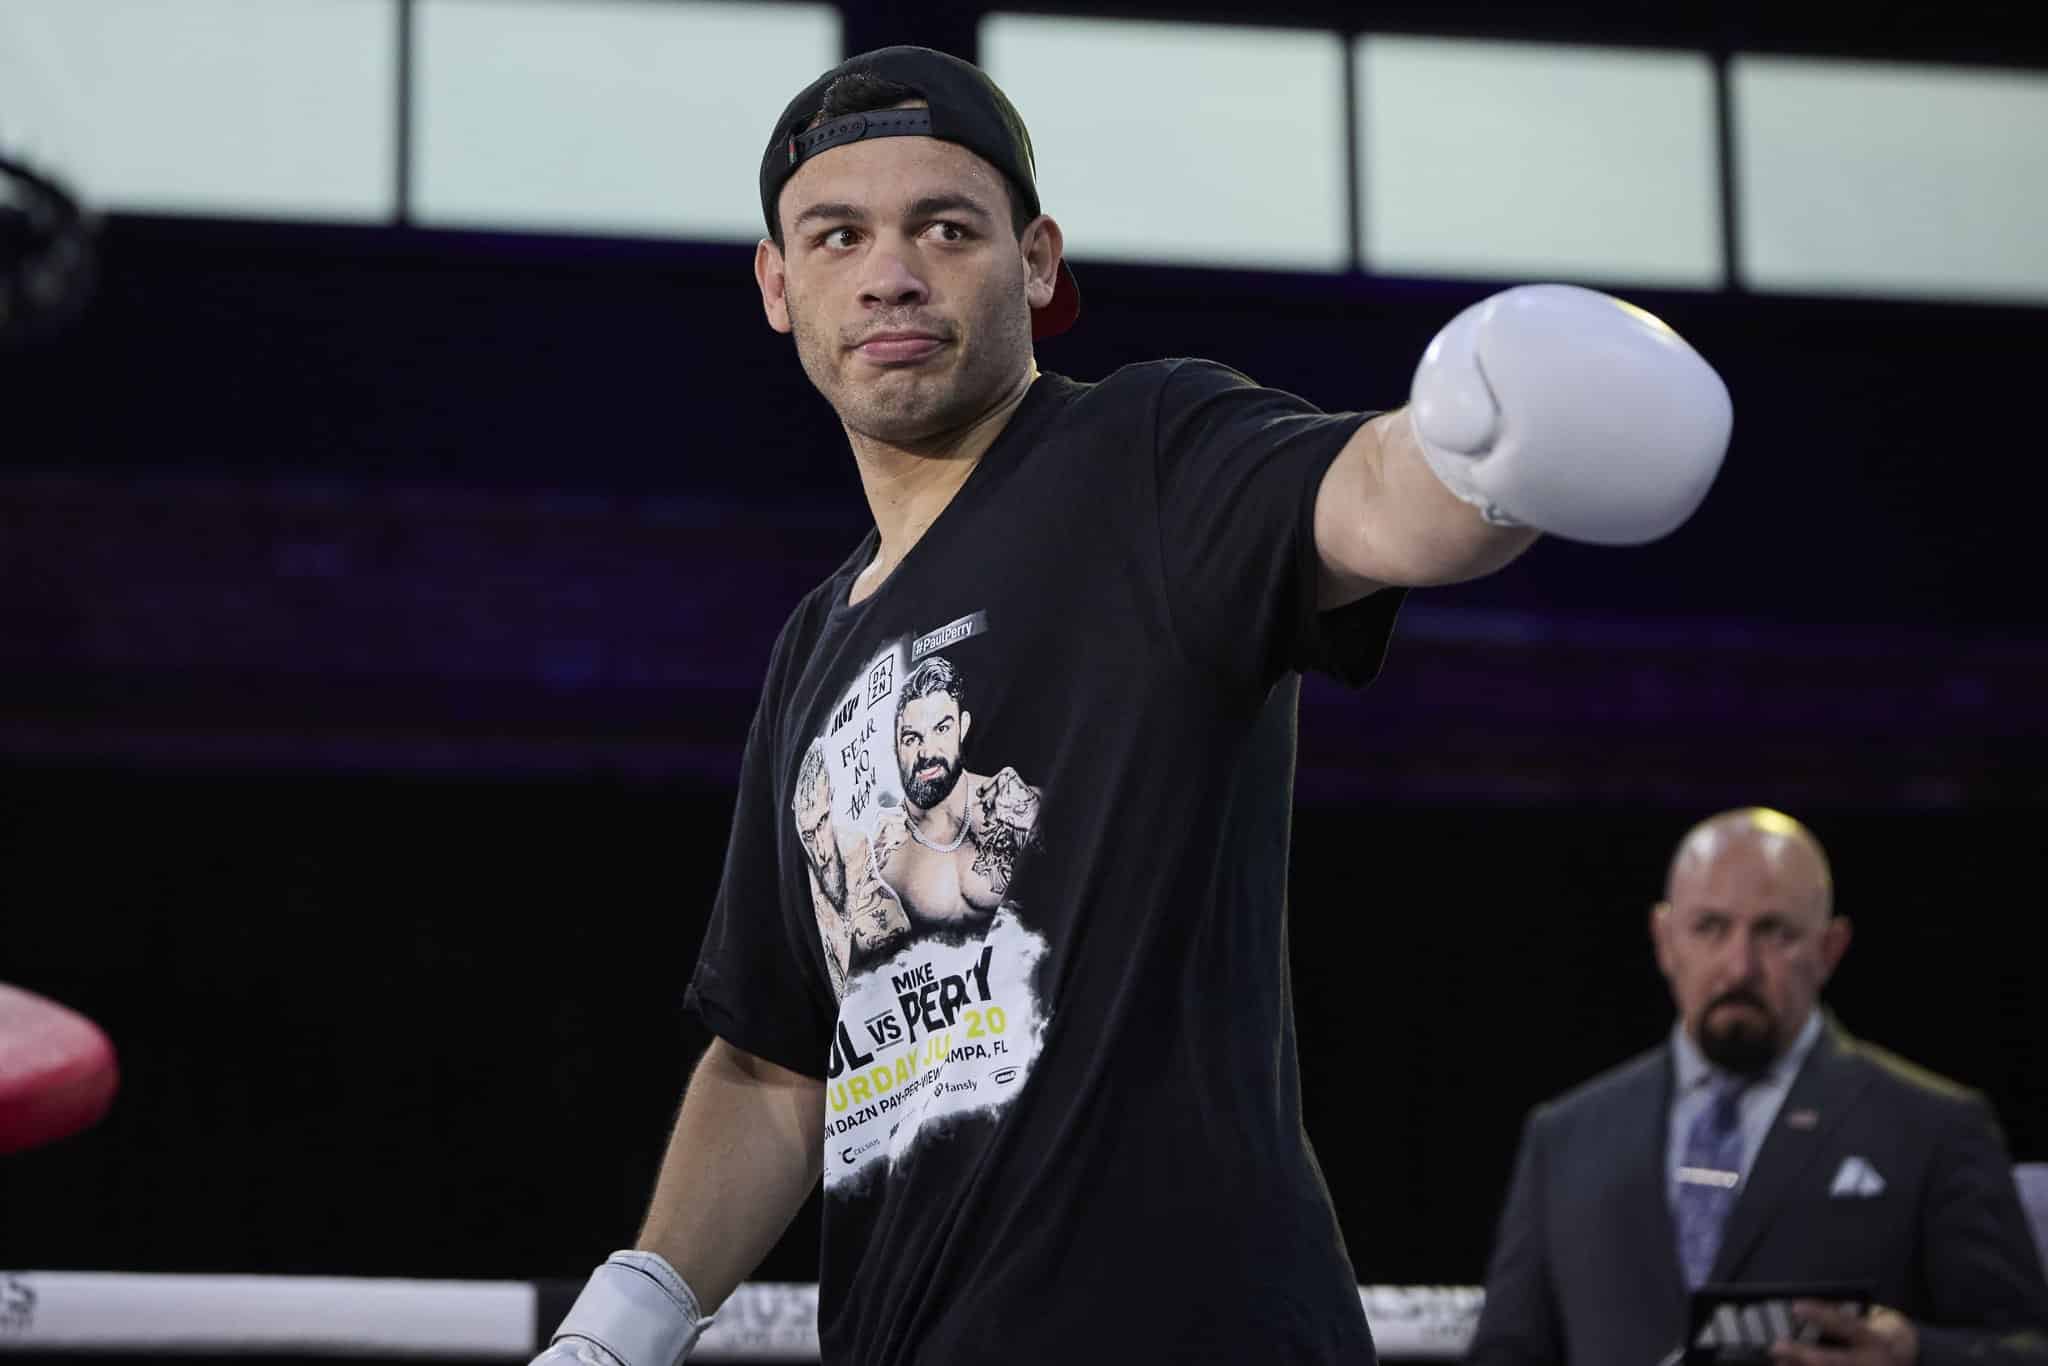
[0,1274,34,1334]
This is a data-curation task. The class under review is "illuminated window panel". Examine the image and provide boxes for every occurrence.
[981,15,1348,272]
[1357,36,1722,288]
[1734,57,2048,304]
[0,0,395,220]
[413,0,839,241]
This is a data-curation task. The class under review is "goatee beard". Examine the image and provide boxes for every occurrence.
[1697,1001,1779,1077]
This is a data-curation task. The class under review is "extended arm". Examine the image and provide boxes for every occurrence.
[1313,407,1538,606]
[1314,285,1732,607]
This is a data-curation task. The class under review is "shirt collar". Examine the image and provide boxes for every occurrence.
[1672,1006,1824,1095]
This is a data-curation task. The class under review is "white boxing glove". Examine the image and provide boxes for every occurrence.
[532,1250,713,1366]
[1409,283,1732,545]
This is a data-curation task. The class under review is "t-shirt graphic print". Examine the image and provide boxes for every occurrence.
[790,609,1050,1193]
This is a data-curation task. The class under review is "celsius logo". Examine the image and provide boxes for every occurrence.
[841,1138,881,1164]
[993,1068,1019,1085]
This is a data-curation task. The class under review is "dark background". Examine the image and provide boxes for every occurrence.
[4,0,2045,1323]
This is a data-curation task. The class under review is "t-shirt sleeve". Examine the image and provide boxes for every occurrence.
[684,689,836,1081]
[1150,358,1405,692]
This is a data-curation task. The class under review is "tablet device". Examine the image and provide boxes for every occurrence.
[1684,1283,1872,1366]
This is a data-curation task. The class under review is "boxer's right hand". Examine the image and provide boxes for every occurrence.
[530,1250,712,1366]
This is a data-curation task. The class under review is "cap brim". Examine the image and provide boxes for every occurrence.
[1032,259,1081,340]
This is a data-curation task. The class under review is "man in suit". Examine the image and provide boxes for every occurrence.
[1467,807,2048,1366]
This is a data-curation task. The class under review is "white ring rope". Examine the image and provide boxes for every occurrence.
[0,1272,1481,1359]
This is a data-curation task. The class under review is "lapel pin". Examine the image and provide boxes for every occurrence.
[1785,1108,1819,1130]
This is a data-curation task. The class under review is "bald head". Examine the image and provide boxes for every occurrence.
[1666,807,1833,921]
[1652,807,1850,1076]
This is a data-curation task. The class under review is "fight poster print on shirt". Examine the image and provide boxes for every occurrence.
[789,611,1051,1193]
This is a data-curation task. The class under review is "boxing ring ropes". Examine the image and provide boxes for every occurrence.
[4,985,2043,1360]
[0,986,1488,1359]
[13,1177,2048,1362]
[0,1272,1483,1358]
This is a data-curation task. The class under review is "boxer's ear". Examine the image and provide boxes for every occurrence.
[756,238,793,335]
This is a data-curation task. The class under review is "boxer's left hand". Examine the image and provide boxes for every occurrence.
[1772,1300,1919,1366]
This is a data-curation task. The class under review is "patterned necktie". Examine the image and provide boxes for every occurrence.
[1675,1077,1749,1289]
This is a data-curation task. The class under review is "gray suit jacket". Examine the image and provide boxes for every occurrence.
[1467,1019,2048,1366]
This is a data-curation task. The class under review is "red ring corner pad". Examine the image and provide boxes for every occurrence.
[0,982,119,1156]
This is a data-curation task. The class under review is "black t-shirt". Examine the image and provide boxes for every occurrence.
[686,358,1403,1364]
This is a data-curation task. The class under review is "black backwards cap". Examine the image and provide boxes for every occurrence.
[758,45,1081,339]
